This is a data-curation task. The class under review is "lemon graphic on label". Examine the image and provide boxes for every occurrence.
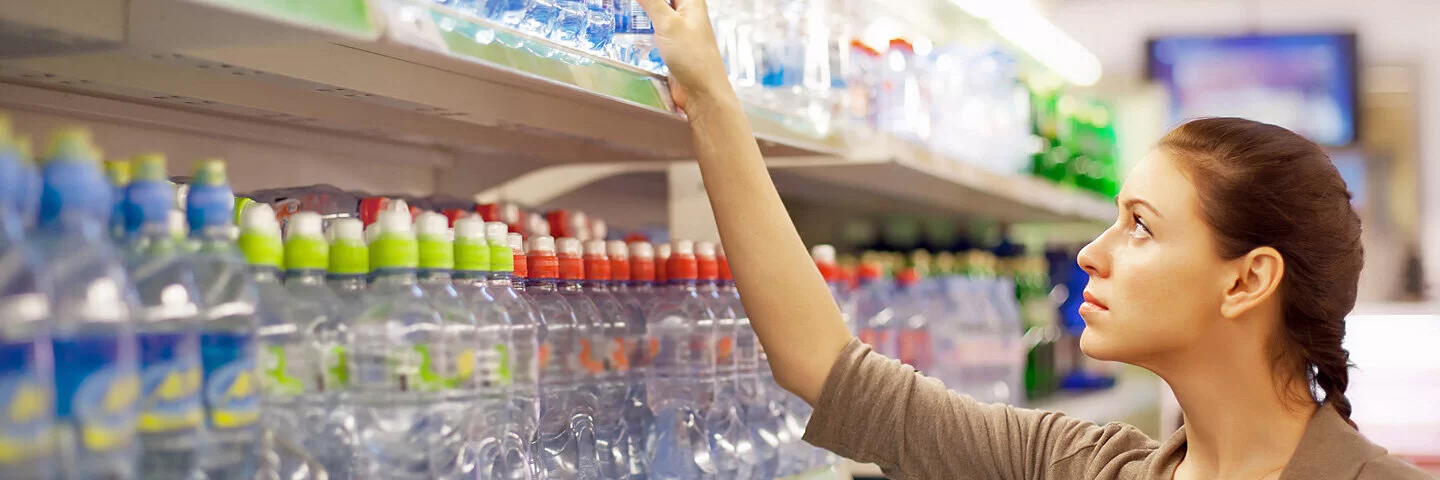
[9,385,46,423]
[226,371,253,398]
[104,375,140,413]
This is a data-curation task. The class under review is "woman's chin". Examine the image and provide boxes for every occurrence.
[1078,328,1126,362]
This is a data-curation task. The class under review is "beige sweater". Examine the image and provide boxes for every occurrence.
[803,339,1430,479]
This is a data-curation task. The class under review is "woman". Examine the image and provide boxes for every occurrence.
[630,0,1430,478]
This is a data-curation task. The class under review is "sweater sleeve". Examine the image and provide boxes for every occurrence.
[802,338,1160,480]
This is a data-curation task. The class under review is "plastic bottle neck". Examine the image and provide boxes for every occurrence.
[285,269,327,286]
[526,277,558,292]
[418,269,454,285]
[251,265,283,284]
[371,268,419,285]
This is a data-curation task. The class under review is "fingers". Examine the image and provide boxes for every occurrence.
[671,0,709,15]
[632,0,678,25]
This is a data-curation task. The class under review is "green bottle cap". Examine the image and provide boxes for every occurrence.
[131,154,168,182]
[284,211,329,271]
[415,212,453,270]
[370,210,418,270]
[453,216,490,273]
[44,128,100,164]
[191,158,228,187]
[238,203,283,268]
[233,197,255,225]
[104,159,131,187]
[485,221,513,273]
[327,218,369,275]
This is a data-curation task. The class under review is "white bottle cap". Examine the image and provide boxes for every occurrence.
[607,240,629,259]
[584,240,607,257]
[528,235,556,254]
[696,241,716,258]
[240,203,280,236]
[571,211,589,241]
[329,217,364,242]
[811,244,837,264]
[715,243,726,259]
[656,243,672,259]
[557,237,581,256]
[364,222,379,244]
[629,241,653,259]
[670,239,693,256]
[377,209,414,238]
[414,211,449,238]
[485,222,509,244]
[590,219,607,241]
[528,212,550,236]
[167,210,186,239]
[389,198,409,213]
[287,211,324,240]
[454,216,484,241]
[508,232,525,253]
[500,203,521,224]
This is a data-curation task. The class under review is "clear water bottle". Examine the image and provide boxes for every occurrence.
[414,212,483,477]
[550,0,588,48]
[612,0,667,73]
[525,236,597,479]
[325,218,369,317]
[284,211,358,478]
[0,121,56,480]
[451,217,521,480]
[645,240,714,480]
[580,240,632,478]
[579,0,615,53]
[349,209,447,479]
[484,0,532,27]
[555,237,605,479]
[481,224,540,480]
[520,0,561,39]
[717,247,780,479]
[854,262,896,357]
[34,129,142,480]
[187,159,263,480]
[119,154,205,480]
[621,241,656,480]
[696,242,750,479]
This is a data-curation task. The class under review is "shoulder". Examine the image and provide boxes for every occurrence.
[1356,456,1433,480]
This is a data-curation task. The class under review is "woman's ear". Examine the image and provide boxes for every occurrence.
[1220,246,1285,319]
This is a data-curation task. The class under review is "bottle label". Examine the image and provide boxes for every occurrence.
[492,344,511,386]
[409,345,453,393]
[609,338,630,372]
[615,0,667,34]
[323,345,349,391]
[714,336,733,366]
[137,332,203,433]
[53,336,139,453]
[447,347,478,389]
[260,344,304,397]
[0,340,56,463]
[579,339,606,375]
[200,332,259,430]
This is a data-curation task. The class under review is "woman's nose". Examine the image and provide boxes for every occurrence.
[1077,229,1110,278]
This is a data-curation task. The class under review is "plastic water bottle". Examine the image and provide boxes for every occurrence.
[34,128,142,479]
[612,0,666,73]
[644,240,714,480]
[187,159,263,479]
[550,0,588,48]
[717,247,780,479]
[119,154,205,480]
[696,242,750,478]
[349,209,447,478]
[484,0,531,27]
[854,262,896,357]
[524,235,597,479]
[580,239,632,478]
[521,0,561,38]
[0,119,57,480]
[450,217,520,480]
[556,237,606,479]
[621,241,656,479]
[282,211,358,478]
[325,218,369,314]
[414,212,483,477]
[478,223,539,480]
[810,245,855,334]
[579,0,614,53]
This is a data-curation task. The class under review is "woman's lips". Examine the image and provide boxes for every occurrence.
[1080,291,1109,315]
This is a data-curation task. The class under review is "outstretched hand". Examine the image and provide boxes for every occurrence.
[632,0,732,111]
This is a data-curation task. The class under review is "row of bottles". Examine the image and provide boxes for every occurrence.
[0,114,842,478]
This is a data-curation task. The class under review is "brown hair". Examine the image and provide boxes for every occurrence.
[1160,117,1364,424]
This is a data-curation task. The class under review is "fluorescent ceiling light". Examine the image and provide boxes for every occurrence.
[952,0,1103,86]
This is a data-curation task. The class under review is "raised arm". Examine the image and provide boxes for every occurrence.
[634,0,852,403]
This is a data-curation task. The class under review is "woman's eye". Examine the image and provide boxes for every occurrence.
[1129,215,1151,239]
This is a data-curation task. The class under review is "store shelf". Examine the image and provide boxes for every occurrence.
[774,137,1117,223]
[0,0,1114,223]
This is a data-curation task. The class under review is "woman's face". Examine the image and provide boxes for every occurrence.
[1076,150,1231,365]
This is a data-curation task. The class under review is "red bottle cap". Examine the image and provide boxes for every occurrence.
[858,262,884,281]
[546,210,572,239]
[895,267,920,287]
[442,208,469,227]
[608,240,630,282]
[816,262,839,282]
[718,256,733,281]
[556,237,583,280]
[359,197,386,226]
[667,240,698,281]
[583,240,610,281]
[476,203,499,222]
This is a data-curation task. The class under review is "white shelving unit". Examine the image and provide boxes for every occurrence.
[0,0,1116,230]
